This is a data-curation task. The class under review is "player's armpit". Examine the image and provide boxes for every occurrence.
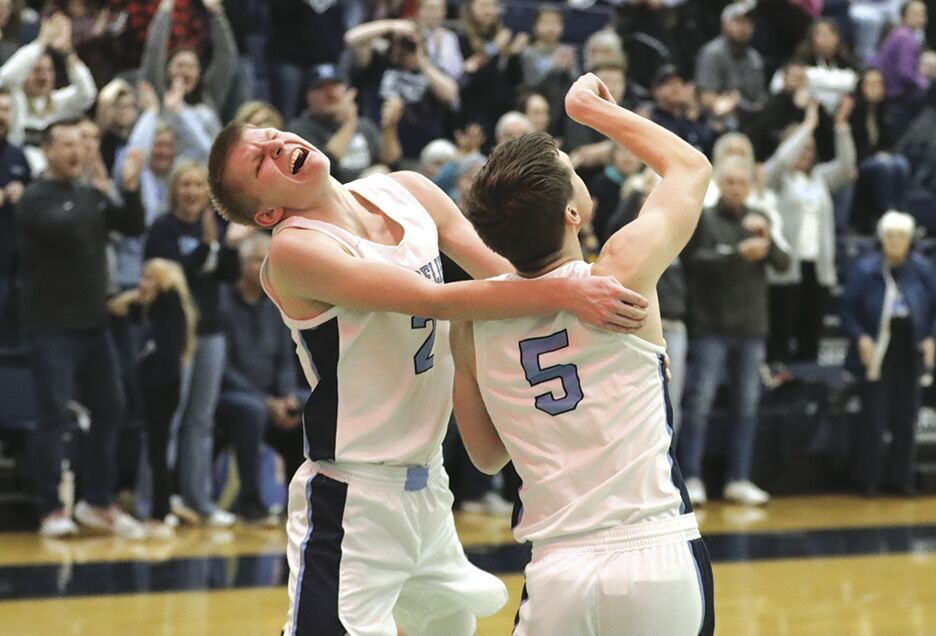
[593,213,679,296]
[450,321,510,475]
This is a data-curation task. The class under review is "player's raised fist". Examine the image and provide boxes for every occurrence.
[565,73,616,125]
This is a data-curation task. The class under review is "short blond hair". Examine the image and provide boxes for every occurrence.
[208,122,262,226]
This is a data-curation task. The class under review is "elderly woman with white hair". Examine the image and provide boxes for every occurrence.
[840,211,936,496]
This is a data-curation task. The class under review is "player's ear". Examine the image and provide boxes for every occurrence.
[564,204,581,227]
[254,207,284,228]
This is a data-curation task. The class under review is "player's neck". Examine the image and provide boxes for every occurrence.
[293,179,367,228]
[517,238,584,279]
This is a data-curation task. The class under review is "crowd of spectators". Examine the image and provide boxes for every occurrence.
[2,0,936,537]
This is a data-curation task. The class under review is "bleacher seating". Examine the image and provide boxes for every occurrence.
[499,0,613,45]
[0,347,36,432]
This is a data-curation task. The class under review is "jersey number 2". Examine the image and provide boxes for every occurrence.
[519,330,583,416]
[411,316,436,374]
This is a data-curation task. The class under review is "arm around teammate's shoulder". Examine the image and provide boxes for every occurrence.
[385,170,650,331]
[266,223,647,330]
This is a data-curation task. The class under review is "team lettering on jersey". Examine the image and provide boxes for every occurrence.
[417,255,444,284]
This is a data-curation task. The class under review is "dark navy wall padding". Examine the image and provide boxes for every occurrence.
[295,473,348,636]
[300,318,340,461]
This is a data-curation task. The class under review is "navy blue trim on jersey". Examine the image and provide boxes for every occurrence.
[659,354,693,515]
[300,318,340,461]
[293,473,348,636]
[511,475,524,531]
[689,537,716,636]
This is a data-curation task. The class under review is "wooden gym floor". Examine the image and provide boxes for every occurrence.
[2,495,936,635]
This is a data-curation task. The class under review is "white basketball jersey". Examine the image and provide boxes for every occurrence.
[473,261,690,543]
[261,174,452,466]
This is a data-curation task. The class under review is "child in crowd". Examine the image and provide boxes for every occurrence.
[108,258,198,538]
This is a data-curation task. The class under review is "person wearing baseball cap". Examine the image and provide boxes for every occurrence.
[721,0,757,23]
[695,0,766,127]
[650,64,717,155]
[284,63,401,183]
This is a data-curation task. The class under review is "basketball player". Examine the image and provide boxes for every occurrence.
[206,123,649,635]
[451,73,715,635]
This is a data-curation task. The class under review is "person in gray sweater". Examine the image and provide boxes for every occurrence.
[679,156,791,507]
[140,0,237,164]
[764,99,856,363]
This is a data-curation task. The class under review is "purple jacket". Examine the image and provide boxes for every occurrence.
[872,26,929,99]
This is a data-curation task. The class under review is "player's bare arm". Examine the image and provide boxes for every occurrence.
[387,170,649,331]
[266,228,644,329]
[566,73,712,297]
[450,321,510,474]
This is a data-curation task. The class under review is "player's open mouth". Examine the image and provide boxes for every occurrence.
[290,148,309,175]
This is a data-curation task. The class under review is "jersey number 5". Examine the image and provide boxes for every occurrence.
[411,316,436,374]
[519,330,583,416]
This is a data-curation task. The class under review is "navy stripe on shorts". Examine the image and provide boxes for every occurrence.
[690,537,715,636]
[294,473,348,636]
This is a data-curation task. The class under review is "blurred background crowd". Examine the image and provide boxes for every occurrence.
[2,0,936,539]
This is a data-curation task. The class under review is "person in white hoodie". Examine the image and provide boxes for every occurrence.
[0,13,97,176]
[763,98,856,364]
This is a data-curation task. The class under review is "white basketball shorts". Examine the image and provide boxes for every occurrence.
[283,451,508,636]
[514,513,714,636]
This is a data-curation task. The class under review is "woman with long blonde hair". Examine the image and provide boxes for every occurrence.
[109,258,198,536]
[144,160,241,528]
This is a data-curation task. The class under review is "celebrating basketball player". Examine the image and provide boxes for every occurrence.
[206,119,649,635]
[451,73,715,635]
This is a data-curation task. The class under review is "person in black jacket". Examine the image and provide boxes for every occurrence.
[144,159,240,527]
[267,0,349,121]
[746,61,835,163]
[16,119,145,538]
[108,258,197,537]
[456,0,526,151]
[849,68,912,233]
